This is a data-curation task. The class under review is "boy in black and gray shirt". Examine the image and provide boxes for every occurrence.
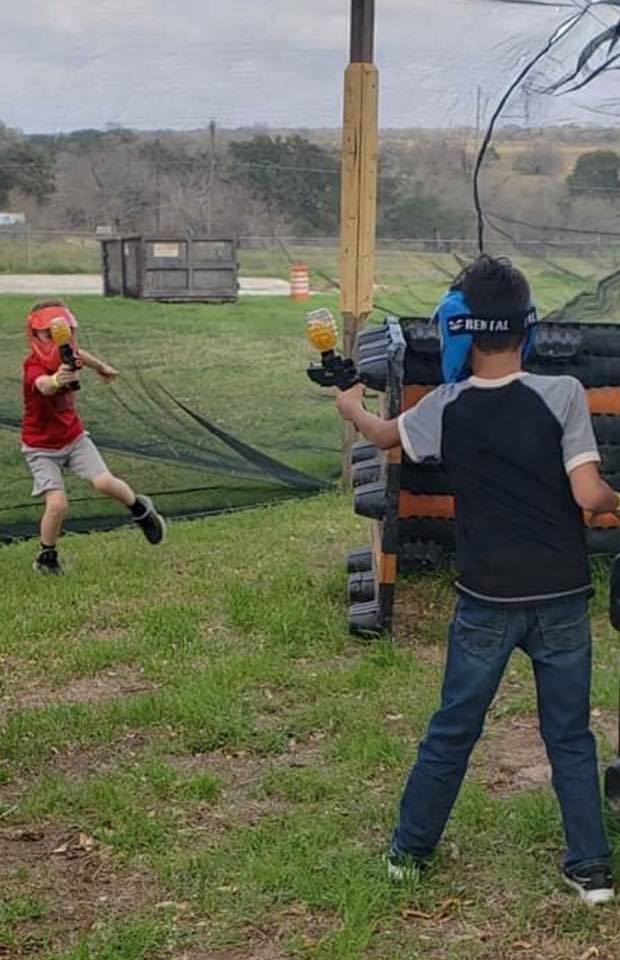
[336,255,618,906]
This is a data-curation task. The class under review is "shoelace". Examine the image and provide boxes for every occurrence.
[575,868,611,889]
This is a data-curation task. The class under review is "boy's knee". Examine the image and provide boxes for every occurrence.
[91,471,115,494]
[44,490,68,517]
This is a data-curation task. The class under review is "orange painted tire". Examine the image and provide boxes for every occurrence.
[399,492,455,519]
[587,388,620,416]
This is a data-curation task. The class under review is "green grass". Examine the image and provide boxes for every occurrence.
[0,292,344,537]
[2,494,620,959]
[3,257,620,957]
[2,250,620,538]
[0,237,100,274]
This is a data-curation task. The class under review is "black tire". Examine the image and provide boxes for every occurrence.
[348,600,383,638]
[400,461,452,495]
[351,440,378,464]
[352,459,381,488]
[347,546,373,574]
[399,539,447,572]
[358,357,388,392]
[586,527,620,556]
[601,472,620,489]
[404,356,442,386]
[527,357,620,387]
[599,446,620,473]
[576,325,620,358]
[354,481,387,520]
[399,517,456,548]
[593,416,620,445]
[402,321,440,355]
[532,325,584,361]
[348,572,376,604]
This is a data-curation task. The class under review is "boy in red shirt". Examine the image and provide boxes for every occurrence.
[22,300,166,574]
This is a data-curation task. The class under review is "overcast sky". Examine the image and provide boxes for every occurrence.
[1,1,619,133]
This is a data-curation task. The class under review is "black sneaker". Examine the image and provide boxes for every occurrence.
[132,495,166,545]
[563,864,614,906]
[33,547,63,575]
[385,846,425,882]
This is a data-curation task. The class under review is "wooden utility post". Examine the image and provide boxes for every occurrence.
[206,119,216,236]
[340,0,379,481]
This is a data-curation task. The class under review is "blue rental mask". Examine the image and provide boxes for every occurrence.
[432,288,538,383]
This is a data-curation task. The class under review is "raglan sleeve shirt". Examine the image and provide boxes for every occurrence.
[561,377,600,475]
[397,385,448,463]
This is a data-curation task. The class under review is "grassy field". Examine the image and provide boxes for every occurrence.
[4,252,617,537]
[0,293,346,538]
[1,494,620,959]
[3,259,620,954]
[0,237,101,275]
[2,233,620,302]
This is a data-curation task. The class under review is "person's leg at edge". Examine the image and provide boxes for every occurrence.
[526,598,612,901]
[91,471,136,508]
[90,471,166,545]
[40,488,68,547]
[34,488,67,573]
[67,436,165,545]
[391,597,518,867]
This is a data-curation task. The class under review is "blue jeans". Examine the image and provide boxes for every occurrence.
[393,593,610,871]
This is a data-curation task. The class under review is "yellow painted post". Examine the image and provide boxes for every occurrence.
[339,0,379,482]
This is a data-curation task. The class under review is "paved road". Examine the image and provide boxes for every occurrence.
[0,275,293,296]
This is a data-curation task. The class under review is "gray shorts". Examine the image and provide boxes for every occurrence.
[22,434,108,497]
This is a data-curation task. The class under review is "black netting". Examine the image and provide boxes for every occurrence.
[0,296,337,542]
[4,3,620,541]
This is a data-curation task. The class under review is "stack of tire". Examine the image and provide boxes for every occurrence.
[347,318,620,637]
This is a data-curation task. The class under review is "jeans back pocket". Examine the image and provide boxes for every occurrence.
[536,595,589,652]
[454,597,507,659]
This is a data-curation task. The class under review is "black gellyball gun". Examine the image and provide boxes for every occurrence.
[305,308,359,390]
[50,317,81,392]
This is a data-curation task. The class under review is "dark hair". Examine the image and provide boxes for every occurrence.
[454,254,531,354]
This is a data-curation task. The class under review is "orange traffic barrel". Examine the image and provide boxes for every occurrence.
[290,263,310,300]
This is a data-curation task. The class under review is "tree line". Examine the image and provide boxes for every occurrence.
[2,120,620,246]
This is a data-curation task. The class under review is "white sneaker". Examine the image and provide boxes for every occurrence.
[563,865,614,906]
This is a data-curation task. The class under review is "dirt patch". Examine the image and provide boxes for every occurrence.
[384,891,620,960]
[47,730,149,779]
[471,714,551,794]
[0,666,158,719]
[182,902,340,960]
[73,623,130,645]
[471,710,619,795]
[170,733,326,783]
[187,949,286,960]
[0,731,151,815]
[171,736,328,840]
[392,580,452,656]
[0,820,161,956]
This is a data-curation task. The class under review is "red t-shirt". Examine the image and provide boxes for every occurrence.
[21,356,84,449]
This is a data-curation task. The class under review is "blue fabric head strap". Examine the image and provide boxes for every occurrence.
[433,289,538,383]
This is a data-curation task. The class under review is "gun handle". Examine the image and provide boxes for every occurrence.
[59,344,81,391]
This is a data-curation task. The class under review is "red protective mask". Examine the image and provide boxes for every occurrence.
[26,306,78,371]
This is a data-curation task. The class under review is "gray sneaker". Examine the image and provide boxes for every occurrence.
[133,495,166,545]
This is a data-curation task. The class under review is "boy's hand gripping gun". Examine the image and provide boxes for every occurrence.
[50,317,81,391]
[305,308,359,391]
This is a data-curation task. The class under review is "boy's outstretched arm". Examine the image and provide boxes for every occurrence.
[77,349,118,382]
[335,384,400,450]
[570,462,620,516]
[34,365,80,395]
